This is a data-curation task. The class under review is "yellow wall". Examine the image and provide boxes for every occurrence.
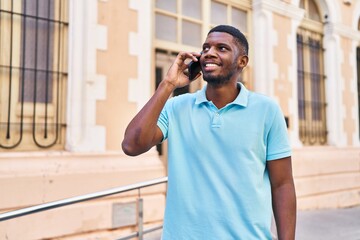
[293,147,360,209]
[2,0,360,239]
[273,13,293,128]
[341,37,356,146]
[0,1,166,239]
[342,0,353,27]
[96,1,138,151]
[0,152,165,239]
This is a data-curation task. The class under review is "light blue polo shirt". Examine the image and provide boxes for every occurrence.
[157,82,291,240]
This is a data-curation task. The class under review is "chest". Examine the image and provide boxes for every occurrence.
[169,105,268,154]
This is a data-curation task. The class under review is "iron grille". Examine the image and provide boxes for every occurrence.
[297,29,327,145]
[0,0,68,149]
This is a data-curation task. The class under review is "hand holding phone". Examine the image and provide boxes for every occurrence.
[188,56,201,81]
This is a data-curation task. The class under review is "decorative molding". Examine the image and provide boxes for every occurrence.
[353,0,360,30]
[325,22,360,42]
[129,32,139,56]
[96,25,108,51]
[288,19,304,148]
[322,24,357,144]
[252,8,272,95]
[128,0,153,110]
[350,43,360,146]
[323,33,345,147]
[66,0,107,152]
[253,0,304,21]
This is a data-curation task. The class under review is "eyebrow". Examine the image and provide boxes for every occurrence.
[202,42,232,48]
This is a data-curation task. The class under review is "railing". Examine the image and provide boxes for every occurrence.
[0,176,168,240]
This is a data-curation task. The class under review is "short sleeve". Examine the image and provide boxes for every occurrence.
[157,101,170,142]
[266,104,291,161]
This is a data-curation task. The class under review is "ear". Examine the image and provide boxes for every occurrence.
[237,55,249,69]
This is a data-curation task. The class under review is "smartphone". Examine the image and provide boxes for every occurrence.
[188,56,201,81]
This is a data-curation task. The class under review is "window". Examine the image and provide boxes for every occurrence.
[297,0,327,145]
[210,1,247,34]
[210,1,249,84]
[299,0,321,22]
[154,0,249,50]
[155,0,202,47]
[0,0,68,150]
[154,0,250,86]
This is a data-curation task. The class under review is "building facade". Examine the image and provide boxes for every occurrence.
[0,0,360,239]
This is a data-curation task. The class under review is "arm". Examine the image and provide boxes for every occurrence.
[121,52,201,156]
[267,156,297,240]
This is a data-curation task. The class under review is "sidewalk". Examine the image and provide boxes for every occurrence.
[296,205,360,240]
[144,205,360,240]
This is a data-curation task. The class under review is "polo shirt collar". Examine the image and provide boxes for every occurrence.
[195,82,249,107]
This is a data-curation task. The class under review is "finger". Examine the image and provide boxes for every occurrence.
[175,52,190,68]
[176,54,191,71]
[178,52,200,62]
[187,52,202,62]
[178,52,190,61]
[190,52,202,60]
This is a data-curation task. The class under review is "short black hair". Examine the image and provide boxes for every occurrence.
[208,25,248,55]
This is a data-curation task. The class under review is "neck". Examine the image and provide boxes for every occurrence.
[206,81,240,109]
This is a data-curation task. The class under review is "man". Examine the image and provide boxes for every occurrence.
[122,25,296,239]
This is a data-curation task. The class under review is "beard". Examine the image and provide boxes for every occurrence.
[203,68,237,85]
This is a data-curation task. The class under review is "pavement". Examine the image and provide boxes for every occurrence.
[296,205,360,240]
[144,205,360,240]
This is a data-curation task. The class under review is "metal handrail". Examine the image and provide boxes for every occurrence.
[117,225,163,240]
[0,176,168,221]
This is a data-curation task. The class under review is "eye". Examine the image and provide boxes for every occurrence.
[202,46,210,52]
[219,46,227,51]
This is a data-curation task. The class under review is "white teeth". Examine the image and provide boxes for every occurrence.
[206,63,217,67]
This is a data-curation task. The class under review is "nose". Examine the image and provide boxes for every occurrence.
[203,47,216,58]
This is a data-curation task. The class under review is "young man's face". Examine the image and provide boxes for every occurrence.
[200,31,244,85]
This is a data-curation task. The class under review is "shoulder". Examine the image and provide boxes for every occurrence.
[246,91,285,127]
[165,92,197,110]
[248,91,279,110]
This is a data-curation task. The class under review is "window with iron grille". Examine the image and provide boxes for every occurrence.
[297,0,327,145]
[0,0,68,150]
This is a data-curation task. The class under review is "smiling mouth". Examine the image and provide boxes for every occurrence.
[203,63,219,71]
[205,63,218,67]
